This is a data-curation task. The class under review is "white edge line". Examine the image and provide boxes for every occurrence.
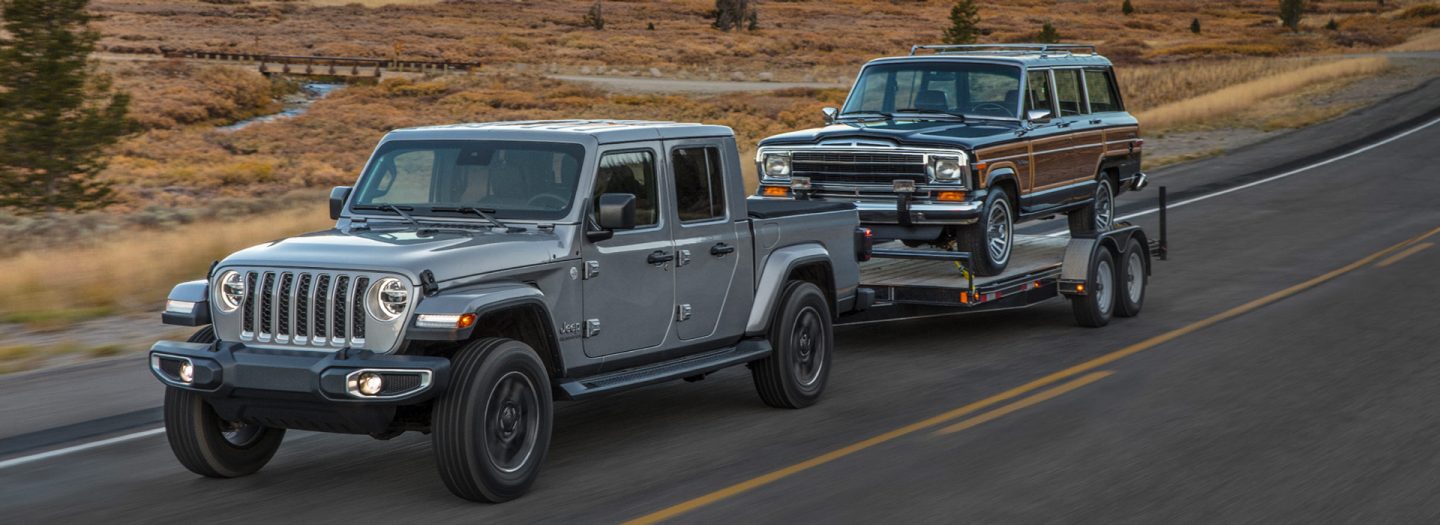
[1043,116,1440,237]
[0,427,164,470]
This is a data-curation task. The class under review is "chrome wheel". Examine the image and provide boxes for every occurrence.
[1125,250,1144,305]
[986,198,1013,266]
[790,305,826,389]
[483,371,540,474]
[1094,179,1114,231]
[1096,258,1115,317]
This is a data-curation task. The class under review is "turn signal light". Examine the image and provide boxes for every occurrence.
[762,186,789,197]
[936,191,967,202]
[456,313,477,329]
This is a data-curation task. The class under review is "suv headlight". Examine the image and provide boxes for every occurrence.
[367,278,409,322]
[763,153,792,179]
[216,271,245,312]
[929,155,968,185]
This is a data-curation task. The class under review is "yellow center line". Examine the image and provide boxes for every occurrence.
[934,371,1113,436]
[622,225,1440,525]
[1375,242,1433,268]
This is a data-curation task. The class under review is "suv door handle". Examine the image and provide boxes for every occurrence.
[647,250,675,264]
[1089,119,1103,125]
[710,243,735,257]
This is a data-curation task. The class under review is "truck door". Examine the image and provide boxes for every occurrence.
[664,140,742,342]
[581,145,677,357]
[1024,69,1075,212]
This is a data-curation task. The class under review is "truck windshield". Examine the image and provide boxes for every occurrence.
[350,140,586,221]
[842,62,1023,120]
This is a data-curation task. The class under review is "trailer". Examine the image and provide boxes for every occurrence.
[844,188,1170,327]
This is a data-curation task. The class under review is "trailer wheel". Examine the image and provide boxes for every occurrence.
[1115,238,1147,318]
[753,280,833,409]
[1071,247,1118,327]
[164,327,286,478]
[433,338,553,502]
[957,187,1013,277]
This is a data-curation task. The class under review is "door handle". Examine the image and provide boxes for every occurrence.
[647,250,675,264]
[710,243,735,257]
[1089,119,1103,125]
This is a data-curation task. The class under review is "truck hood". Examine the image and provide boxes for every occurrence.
[759,120,1020,150]
[219,227,573,284]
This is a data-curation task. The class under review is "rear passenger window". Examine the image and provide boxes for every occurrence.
[594,151,658,227]
[671,146,726,222]
[1054,69,1085,116]
[1025,70,1054,116]
[1085,70,1122,113]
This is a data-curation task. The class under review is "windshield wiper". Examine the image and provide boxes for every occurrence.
[432,206,525,233]
[352,204,421,228]
[894,108,967,121]
[837,110,894,121]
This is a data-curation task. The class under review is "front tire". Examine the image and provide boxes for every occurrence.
[1068,176,1115,235]
[752,280,833,409]
[957,187,1013,277]
[164,327,286,478]
[433,338,553,503]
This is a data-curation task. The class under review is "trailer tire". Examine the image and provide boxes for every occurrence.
[957,187,1013,277]
[164,327,286,478]
[433,338,552,503]
[752,280,832,409]
[1071,247,1118,327]
[1115,238,1147,318]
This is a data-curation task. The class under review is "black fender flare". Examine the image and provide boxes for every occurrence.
[409,282,565,375]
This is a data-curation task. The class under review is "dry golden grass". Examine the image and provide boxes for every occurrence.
[0,205,332,321]
[1135,57,1390,131]
[1387,29,1440,51]
[1119,57,1335,111]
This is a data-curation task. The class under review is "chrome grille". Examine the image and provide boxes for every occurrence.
[238,270,372,348]
[791,150,928,185]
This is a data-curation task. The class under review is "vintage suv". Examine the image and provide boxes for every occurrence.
[149,121,866,502]
[755,44,1147,276]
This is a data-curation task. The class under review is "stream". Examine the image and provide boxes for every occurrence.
[221,83,343,132]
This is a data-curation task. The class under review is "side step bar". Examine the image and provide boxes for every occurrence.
[556,339,772,400]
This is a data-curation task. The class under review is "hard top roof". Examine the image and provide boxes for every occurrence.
[386,120,735,145]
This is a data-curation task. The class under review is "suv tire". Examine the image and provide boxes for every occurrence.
[1068,177,1115,235]
[957,187,1013,277]
[164,327,286,478]
[752,280,833,409]
[433,337,552,503]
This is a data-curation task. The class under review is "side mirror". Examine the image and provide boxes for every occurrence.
[596,193,637,231]
[329,186,352,220]
[821,107,838,125]
[1026,109,1053,123]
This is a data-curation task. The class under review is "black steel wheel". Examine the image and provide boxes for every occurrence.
[1068,177,1116,235]
[164,327,286,478]
[753,280,833,409]
[433,337,553,503]
[956,187,1013,277]
[1115,238,1147,318]
[1071,247,1118,327]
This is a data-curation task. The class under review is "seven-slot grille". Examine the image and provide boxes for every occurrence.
[791,151,928,186]
[237,270,372,348]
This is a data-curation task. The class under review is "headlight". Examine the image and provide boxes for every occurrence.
[930,155,967,184]
[763,153,792,179]
[216,271,245,312]
[367,278,409,322]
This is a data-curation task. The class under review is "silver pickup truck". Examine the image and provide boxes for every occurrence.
[149,120,867,502]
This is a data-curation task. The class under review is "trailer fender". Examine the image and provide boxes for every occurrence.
[1060,226,1146,294]
[746,243,831,336]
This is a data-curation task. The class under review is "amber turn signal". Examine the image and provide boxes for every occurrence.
[456,313,478,329]
[761,186,789,197]
[936,191,967,202]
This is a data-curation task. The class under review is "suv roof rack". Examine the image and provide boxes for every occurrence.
[909,43,1098,57]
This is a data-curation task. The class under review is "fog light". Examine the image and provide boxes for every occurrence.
[356,372,384,396]
[178,361,195,383]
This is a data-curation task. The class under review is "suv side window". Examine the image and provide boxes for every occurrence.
[671,146,726,222]
[594,150,659,227]
[1084,69,1122,113]
[1054,69,1086,116]
[1025,70,1054,116]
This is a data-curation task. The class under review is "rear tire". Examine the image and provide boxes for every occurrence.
[1071,247,1118,327]
[1068,177,1116,235]
[957,187,1013,277]
[752,281,833,409]
[1115,238,1147,318]
[433,338,553,502]
[164,327,286,478]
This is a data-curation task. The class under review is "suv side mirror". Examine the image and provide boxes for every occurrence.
[329,186,352,220]
[1026,109,1053,123]
[821,107,838,125]
[597,193,636,231]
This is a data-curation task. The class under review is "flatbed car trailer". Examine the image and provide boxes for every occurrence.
[843,188,1170,327]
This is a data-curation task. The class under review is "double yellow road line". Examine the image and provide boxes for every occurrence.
[624,225,1440,525]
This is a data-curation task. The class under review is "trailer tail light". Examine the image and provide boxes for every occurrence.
[854,227,874,262]
[761,186,789,197]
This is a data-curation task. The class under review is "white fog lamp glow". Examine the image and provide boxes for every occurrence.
[367,278,409,321]
[216,271,245,312]
[763,153,792,179]
[178,361,195,384]
[356,372,384,396]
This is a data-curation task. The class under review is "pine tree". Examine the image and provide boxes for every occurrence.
[1190,18,1202,33]
[583,0,604,30]
[1037,21,1062,44]
[1122,0,1135,15]
[713,0,758,32]
[1325,18,1338,30]
[1279,0,1305,32]
[0,0,132,214]
[942,0,981,45]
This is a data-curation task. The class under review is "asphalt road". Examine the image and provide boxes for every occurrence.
[4,78,1440,523]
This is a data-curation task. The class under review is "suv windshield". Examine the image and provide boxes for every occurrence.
[351,139,586,220]
[842,61,1023,119]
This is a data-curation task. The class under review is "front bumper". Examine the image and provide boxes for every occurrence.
[149,340,451,434]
